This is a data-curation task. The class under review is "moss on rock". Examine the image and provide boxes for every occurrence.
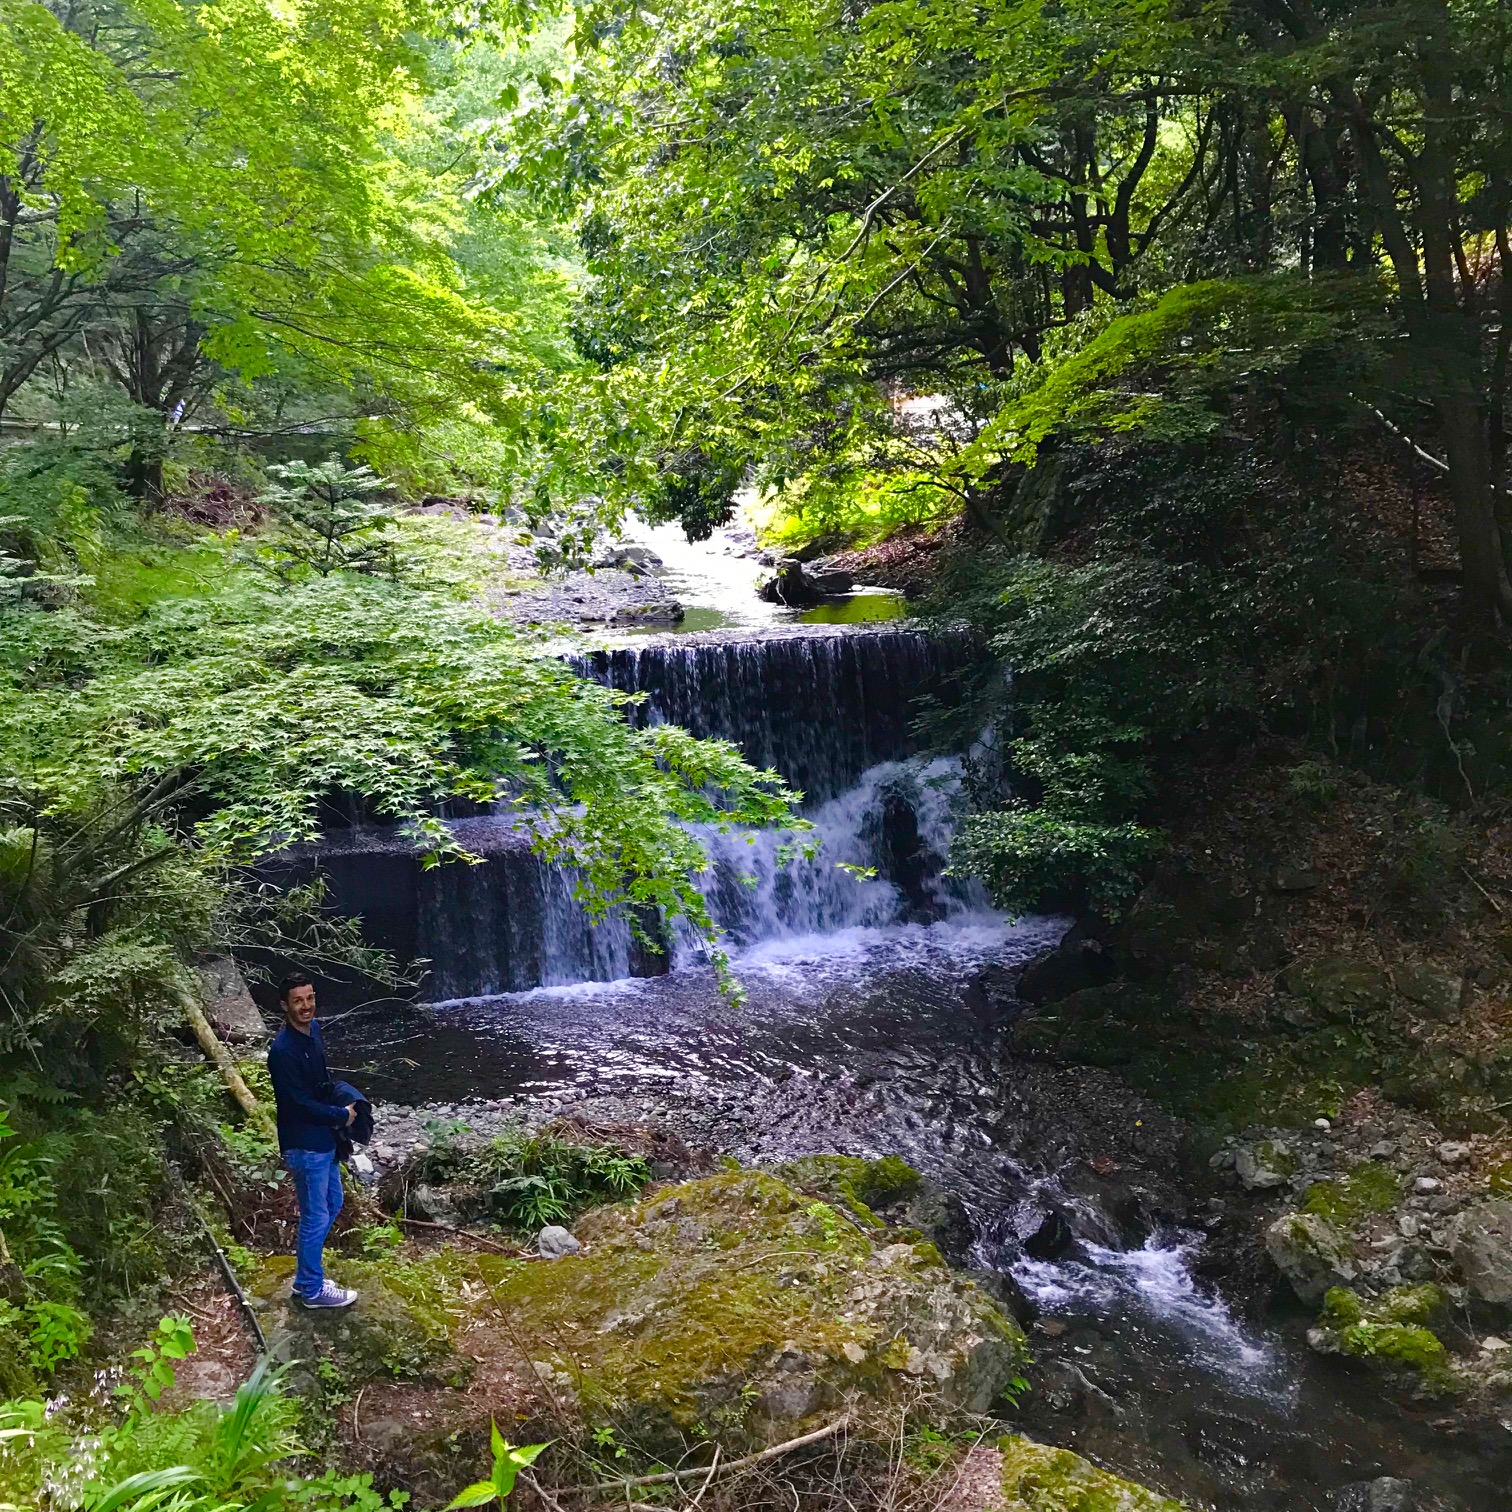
[776,1155,919,1228]
[1264,1211,1357,1304]
[1280,959,1391,1023]
[998,1434,1185,1510]
[251,1252,473,1389]
[473,1170,1026,1448]
[776,1155,974,1265]
[1300,1162,1400,1227]
[1313,1286,1457,1394]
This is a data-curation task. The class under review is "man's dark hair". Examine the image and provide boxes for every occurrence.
[279,971,315,1002]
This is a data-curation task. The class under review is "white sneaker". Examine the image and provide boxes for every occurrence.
[298,1280,358,1309]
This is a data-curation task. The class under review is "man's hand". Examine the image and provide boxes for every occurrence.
[345,1104,357,1126]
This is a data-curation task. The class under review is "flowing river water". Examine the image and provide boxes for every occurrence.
[307,538,1509,1511]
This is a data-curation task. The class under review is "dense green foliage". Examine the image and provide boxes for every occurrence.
[515,0,1512,628]
[410,1125,652,1230]
[0,1348,412,1511]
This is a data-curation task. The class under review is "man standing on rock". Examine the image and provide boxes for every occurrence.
[268,972,360,1309]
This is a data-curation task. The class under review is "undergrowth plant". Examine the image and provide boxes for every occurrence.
[445,1423,548,1509]
[0,1105,89,1392]
[416,1127,651,1231]
[0,1335,407,1512]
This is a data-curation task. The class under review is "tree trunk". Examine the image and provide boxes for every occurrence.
[1436,383,1509,631]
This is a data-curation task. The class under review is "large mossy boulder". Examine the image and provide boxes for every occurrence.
[251,1253,473,1389]
[998,1435,1185,1510]
[1265,1211,1358,1304]
[474,1170,1026,1448]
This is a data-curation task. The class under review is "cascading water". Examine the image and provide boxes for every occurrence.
[679,757,985,953]
[350,755,986,1002]
[573,625,972,802]
[295,625,979,998]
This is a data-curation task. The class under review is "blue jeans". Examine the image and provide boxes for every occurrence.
[285,1147,344,1299]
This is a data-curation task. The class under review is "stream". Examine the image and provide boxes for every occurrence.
[311,538,1510,1511]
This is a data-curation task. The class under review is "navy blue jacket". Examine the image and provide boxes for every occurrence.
[267,1020,350,1154]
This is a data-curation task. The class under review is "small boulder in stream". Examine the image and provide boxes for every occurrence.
[1332,1477,1416,1512]
[756,557,853,605]
[756,558,820,605]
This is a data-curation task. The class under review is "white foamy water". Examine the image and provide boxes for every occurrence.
[1015,1233,1297,1404]
[672,756,986,959]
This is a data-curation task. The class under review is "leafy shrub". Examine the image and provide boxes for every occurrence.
[1285,760,1344,808]
[0,1104,89,1392]
[922,430,1436,915]
[951,806,1161,917]
[0,1328,394,1509]
[1371,803,1471,931]
[416,1127,651,1231]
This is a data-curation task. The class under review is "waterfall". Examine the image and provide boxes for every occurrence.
[573,625,970,803]
[291,625,980,1000]
[679,757,986,952]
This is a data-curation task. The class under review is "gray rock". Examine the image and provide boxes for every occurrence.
[496,563,683,628]
[1413,1176,1442,1195]
[1394,964,1464,1022]
[593,543,664,576]
[1437,1141,1473,1166]
[1447,1199,1512,1304]
[1266,1211,1357,1304]
[1236,1142,1293,1190]
[538,1224,582,1260]
[1332,1477,1415,1512]
[197,955,266,1043]
[1272,865,1323,892]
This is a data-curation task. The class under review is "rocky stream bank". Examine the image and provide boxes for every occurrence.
[214,1134,1181,1512]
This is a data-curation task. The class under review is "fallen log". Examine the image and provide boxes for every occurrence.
[179,989,277,1144]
